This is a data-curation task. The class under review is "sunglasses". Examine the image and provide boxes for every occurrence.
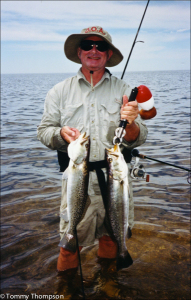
[79,40,109,52]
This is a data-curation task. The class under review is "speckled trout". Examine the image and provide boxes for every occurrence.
[105,144,133,271]
[59,132,90,253]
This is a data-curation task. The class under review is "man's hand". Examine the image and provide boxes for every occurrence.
[120,95,139,124]
[120,95,140,143]
[60,126,81,143]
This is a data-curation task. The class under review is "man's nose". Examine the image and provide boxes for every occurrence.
[90,44,98,53]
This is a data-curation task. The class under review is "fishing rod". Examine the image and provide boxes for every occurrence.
[132,149,191,184]
[121,0,150,80]
[118,0,190,184]
[114,0,153,145]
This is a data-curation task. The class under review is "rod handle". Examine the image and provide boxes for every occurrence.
[131,149,145,159]
[119,87,139,128]
[128,87,138,102]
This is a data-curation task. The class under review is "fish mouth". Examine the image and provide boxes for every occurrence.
[106,144,120,157]
[113,144,120,152]
[80,132,90,145]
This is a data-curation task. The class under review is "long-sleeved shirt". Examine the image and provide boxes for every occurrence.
[37,69,148,161]
[37,69,148,243]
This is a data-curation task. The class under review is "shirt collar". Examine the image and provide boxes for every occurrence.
[77,68,110,85]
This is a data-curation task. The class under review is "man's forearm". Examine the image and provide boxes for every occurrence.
[123,121,140,143]
[37,124,67,150]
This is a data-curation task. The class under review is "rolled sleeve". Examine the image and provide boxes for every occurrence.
[121,115,148,149]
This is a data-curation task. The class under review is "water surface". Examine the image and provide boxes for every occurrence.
[1,70,190,299]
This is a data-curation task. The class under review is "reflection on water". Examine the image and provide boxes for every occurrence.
[1,71,190,299]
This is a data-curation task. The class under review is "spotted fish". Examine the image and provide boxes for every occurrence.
[59,132,90,253]
[105,143,133,271]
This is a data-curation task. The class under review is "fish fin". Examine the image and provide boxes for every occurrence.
[60,208,69,222]
[58,234,77,253]
[116,251,133,271]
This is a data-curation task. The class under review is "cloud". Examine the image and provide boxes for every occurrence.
[1,1,190,73]
[177,28,190,32]
[1,1,190,42]
[1,24,67,42]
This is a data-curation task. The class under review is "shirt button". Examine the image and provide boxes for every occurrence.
[92,120,94,123]
[91,104,94,107]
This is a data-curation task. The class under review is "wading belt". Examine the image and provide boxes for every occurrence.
[57,149,132,213]
[89,160,108,207]
[57,148,132,172]
[88,148,132,207]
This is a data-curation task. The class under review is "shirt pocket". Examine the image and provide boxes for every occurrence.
[60,102,84,131]
[99,102,121,143]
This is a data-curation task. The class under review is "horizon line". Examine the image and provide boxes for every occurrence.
[1,69,189,75]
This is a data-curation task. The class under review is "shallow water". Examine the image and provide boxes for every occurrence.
[1,70,190,299]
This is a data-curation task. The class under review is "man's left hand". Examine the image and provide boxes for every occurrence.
[120,95,139,124]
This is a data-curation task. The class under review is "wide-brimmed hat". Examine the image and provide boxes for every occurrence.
[64,26,123,67]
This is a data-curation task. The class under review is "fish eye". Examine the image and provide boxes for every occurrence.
[85,144,89,148]
[109,158,112,162]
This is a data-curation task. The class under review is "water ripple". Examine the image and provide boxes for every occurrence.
[1,71,190,298]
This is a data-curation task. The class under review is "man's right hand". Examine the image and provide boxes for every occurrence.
[60,126,81,143]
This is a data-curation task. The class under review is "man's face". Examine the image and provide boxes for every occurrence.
[77,36,113,72]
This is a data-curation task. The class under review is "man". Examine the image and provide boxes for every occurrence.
[37,26,148,272]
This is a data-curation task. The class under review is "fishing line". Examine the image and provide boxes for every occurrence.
[74,228,85,299]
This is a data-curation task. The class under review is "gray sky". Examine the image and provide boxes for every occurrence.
[1,1,190,74]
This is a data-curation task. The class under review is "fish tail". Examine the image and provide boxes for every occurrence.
[58,234,77,253]
[116,250,133,271]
